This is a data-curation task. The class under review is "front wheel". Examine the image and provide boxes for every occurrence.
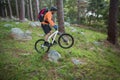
[58,33,74,49]
[34,39,50,53]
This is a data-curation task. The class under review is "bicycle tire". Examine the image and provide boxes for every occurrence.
[34,39,50,53]
[58,33,74,49]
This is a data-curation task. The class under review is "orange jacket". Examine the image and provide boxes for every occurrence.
[41,11,55,27]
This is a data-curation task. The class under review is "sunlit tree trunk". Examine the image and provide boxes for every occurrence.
[19,0,25,21]
[34,0,39,21]
[29,0,34,21]
[15,0,19,18]
[26,0,30,20]
[107,0,119,44]
[57,0,65,33]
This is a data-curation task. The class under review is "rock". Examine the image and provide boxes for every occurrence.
[48,50,61,63]
[25,30,32,36]
[65,22,70,27]
[15,22,20,24]
[71,29,77,32]
[24,30,32,40]
[34,22,41,27]
[12,17,18,21]
[10,28,32,41]
[24,18,29,22]
[71,58,86,65]
[4,24,13,27]
[0,17,20,22]
[29,22,41,27]
[11,28,24,40]
[29,22,36,27]
[1,18,12,22]
[68,26,78,32]
[80,32,85,35]
[14,18,19,21]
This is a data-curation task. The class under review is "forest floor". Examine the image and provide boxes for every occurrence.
[0,21,120,80]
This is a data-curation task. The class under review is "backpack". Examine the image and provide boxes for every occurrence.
[38,8,48,22]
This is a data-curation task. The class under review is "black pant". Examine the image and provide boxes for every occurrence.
[41,24,51,34]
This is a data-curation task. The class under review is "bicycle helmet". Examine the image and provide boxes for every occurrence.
[50,6,57,11]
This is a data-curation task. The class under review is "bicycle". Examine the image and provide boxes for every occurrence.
[35,27,74,53]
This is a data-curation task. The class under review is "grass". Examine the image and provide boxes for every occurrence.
[0,21,120,80]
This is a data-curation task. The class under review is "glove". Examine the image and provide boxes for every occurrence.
[53,25,58,30]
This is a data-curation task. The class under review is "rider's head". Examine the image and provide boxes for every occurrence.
[50,6,57,14]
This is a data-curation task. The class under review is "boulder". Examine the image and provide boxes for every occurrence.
[10,28,32,41]
[29,22,41,27]
[0,17,20,22]
[34,22,41,27]
[24,18,29,22]
[64,22,70,27]
[11,28,24,40]
[71,28,77,32]
[29,22,36,27]
[1,18,12,22]
[48,50,61,63]
[15,22,20,25]
[25,30,32,36]
[12,17,19,21]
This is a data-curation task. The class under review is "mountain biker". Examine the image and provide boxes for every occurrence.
[41,6,58,46]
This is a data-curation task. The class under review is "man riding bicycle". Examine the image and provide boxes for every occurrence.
[41,7,58,46]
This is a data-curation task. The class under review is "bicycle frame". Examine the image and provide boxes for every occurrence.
[47,30,59,44]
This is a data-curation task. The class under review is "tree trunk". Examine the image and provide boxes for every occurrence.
[57,0,65,33]
[4,0,7,17]
[77,0,80,24]
[7,0,13,18]
[34,0,39,21]
[19,0,25,21]
[0,0,7,17]
[107,0,119,44]
[15,0,19,18]
[29,0,34,21]
[26,0,30,20]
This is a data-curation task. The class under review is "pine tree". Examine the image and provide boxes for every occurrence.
[57,0,65,33]
[34,0,40,21]
[15,0,19,18]
[7,0,13,18]
[107,0,119,44]
[19,0,25,21]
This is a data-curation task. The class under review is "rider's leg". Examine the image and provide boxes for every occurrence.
[45,31,57,45]
[41,24,52,46]
[44,30,53,41]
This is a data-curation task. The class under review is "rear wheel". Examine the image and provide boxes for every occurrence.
[58,34,74,49]
[35,39,50,53]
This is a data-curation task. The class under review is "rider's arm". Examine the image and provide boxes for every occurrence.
[46,12,55,27]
